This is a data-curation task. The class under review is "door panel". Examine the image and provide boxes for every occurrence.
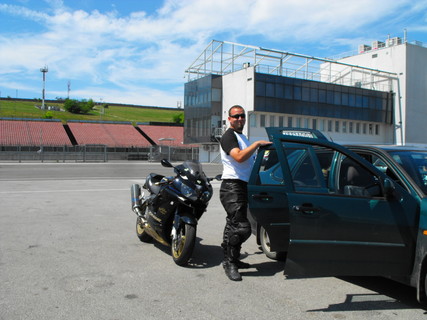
[248,148,290,253]
[248,185,290,252]
[282,141,418,277]
[286,192,417,276]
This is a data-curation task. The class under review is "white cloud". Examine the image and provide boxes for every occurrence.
[0,0,426,105]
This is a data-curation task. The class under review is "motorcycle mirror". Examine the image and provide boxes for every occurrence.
[160,159,173,168]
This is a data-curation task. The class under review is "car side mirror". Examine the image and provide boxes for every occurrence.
[383,178,395,198]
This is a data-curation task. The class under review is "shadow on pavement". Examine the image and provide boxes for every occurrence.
[306,276,427,313]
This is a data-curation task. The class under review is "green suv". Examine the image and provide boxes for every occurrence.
[248,127,427,304]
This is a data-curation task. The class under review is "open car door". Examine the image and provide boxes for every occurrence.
[272,131,418,278]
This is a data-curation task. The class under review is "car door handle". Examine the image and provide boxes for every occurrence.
[252,193,273,201]
[292,204,320,215]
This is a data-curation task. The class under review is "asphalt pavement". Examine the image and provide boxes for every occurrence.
[0,161,426,319]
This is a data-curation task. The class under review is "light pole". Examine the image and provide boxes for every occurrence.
[40,66,48,109]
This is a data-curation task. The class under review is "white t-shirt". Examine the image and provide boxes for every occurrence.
[220,128,255,182]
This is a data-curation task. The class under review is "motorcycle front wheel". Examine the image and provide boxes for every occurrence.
[171,223,196,266]
[136,215,153,243]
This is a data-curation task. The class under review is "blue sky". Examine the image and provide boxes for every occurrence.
[1,0,427,107]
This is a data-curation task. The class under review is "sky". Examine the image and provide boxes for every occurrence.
[0,0,427,108]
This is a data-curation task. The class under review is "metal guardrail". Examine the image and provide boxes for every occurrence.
[0,145,199,162]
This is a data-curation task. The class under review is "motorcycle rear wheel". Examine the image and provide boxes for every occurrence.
[136,215,153,243]
[171,224,196,266]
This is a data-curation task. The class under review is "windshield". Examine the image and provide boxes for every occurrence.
[387,150,427,194]
[180,160,208,182]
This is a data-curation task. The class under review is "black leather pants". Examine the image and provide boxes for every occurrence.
[219,179,251,262]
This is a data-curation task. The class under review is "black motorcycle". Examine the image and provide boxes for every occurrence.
[131,159,219,266]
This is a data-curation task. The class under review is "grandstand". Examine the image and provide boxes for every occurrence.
[0,119,196,162]
[138,124,185,147]
[0,119,72,146]
[0,119,188,148]
[67,121,152,147]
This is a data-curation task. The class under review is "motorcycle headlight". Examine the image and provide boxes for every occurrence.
[180,183,197,201]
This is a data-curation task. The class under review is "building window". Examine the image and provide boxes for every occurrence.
[310,88,318,102]
[342,121,347,133]
[319,89,326,103]
[256,82,266,96]
[260,114,266,127]
[312,119,317,130]
[363,123,367,134]
[369,123,373,134]
[335,121,340,132]
[328,120,332,132]
[319,119,325,131]
[349,122,353,133]
[296,117,302,128]
[294,86,302,100]
[212,88,221,102]
[288,117,293,127]
[278,116,284,127]
[284,85,293,99]
[302,87,310,102]
[304,118,309,128]
[356,122,360,134]
[375,124,379,135]
[266,83,275,97]
[250,113,257,128]
[270,115,275,126]
[342,92,349,106]
[334,91,341,105]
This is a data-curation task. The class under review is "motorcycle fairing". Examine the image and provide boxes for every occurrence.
[144,173,165,195]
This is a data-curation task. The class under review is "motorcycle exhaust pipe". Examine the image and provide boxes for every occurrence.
[131,184,144,216]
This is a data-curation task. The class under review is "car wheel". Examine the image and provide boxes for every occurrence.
[260,226,286,261]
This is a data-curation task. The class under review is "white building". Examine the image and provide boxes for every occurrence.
[337,36,427,146]
[183,39,426,162]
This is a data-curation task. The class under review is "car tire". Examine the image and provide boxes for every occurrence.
[260,226,286,261]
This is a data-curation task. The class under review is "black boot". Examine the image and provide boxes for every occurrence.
[230,245,250,269]
[223,261,242,281]
[234,260,251,269]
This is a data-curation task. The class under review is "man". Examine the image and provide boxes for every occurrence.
[220,105,272,281]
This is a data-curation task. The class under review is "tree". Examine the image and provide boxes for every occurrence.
[173,112,184,124]
[64,98,95,114]
[42,111,53,119]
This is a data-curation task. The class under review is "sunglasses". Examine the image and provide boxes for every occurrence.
[230,113,246,119]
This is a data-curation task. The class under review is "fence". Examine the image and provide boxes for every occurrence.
[0,145,199,162]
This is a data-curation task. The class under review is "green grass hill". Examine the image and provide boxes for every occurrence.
[0,99,183,124]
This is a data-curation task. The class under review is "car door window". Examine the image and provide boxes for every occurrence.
[337,156,382,197]
[257,149,284,185]
[351,151,408,191]
[282,144,331,192]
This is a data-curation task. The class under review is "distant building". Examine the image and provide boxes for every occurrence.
[337,36,427,146]
[183,38,426,162]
